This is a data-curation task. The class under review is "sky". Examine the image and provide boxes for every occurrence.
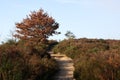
[0,0,120,43]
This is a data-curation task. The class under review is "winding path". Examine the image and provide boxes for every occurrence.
[51,53,75,80]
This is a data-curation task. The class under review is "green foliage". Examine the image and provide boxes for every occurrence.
[65,31,75,39]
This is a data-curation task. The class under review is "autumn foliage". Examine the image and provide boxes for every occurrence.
[14,9,59,44]
[0,9,59,80]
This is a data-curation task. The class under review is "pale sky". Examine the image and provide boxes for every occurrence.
[0,0,120,43]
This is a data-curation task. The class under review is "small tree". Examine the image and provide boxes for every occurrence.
[14,9,59,44]
[65,31,75,39]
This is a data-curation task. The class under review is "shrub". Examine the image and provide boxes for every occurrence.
[0,44,28,80]
[27,55,58,80]
[0,40,58,80]
[74,51,120,80]
[53,38,120,80]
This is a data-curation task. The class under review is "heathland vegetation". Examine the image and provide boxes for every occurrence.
[1,8,120,80]
[53,38,120,80]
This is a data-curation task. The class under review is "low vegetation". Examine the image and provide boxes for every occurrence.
[0,40,58,80]
[53,38,120,80]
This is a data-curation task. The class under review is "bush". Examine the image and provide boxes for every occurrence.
[74,51,120,80]
[0,44,28,80]
[28,55,58,80]
[0,39,58,80]
[53,38,120,80]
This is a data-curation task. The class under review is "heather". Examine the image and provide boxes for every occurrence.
[53,38,120,80]
[0,40,58,80]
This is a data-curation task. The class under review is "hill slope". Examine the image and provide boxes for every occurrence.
[53,38,120,80]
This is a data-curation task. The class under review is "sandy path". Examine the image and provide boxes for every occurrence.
[51,54,75,80]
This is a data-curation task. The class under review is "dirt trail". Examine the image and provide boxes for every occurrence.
[51,53,75,80]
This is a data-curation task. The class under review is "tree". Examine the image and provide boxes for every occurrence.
[14,9,59,44]
[65,31,75,39]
